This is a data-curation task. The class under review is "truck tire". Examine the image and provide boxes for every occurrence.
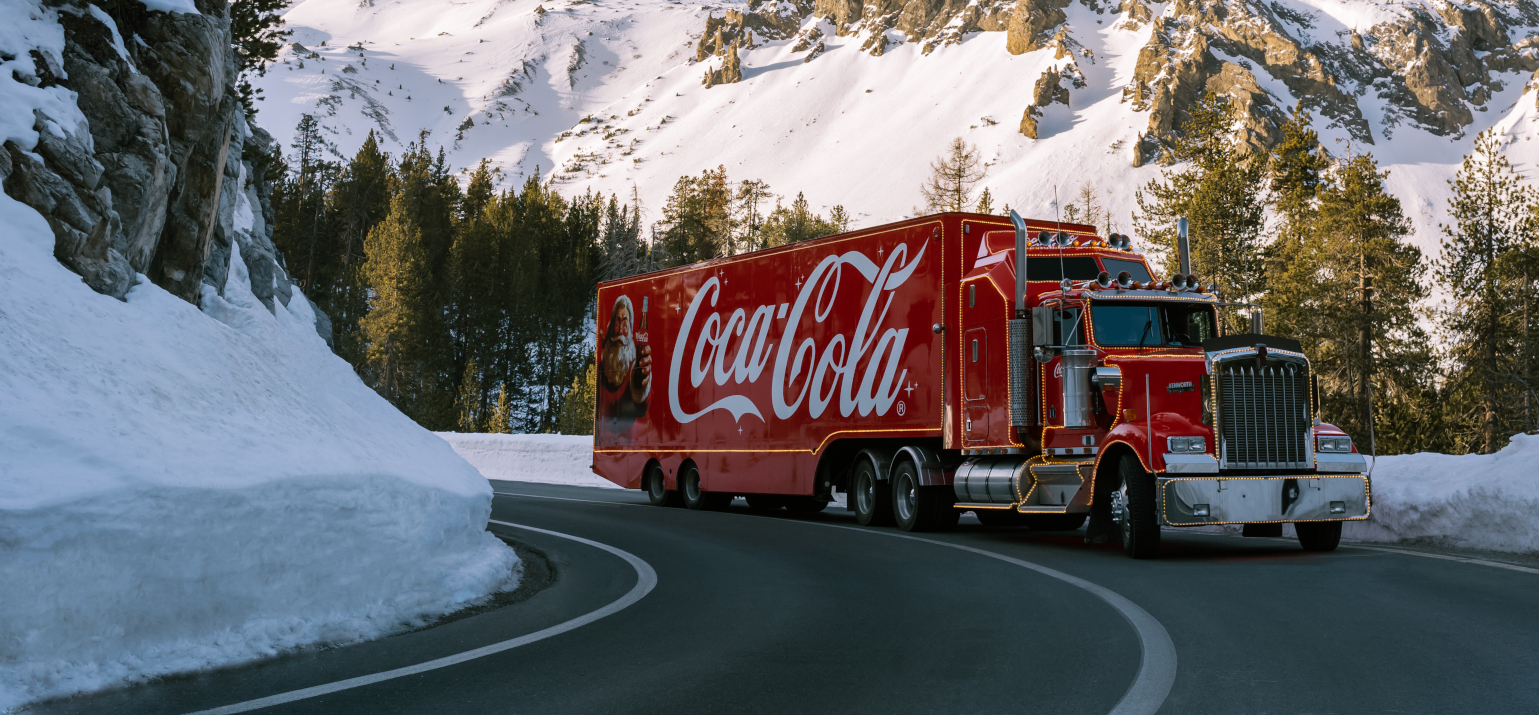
[1023,513,1087,531]
[1295,521,1342,552]
[645,465,680,507]
[680,465,730,511]
[852,457,893,526]
[892,461,946,532]
[1118,454,1161,559]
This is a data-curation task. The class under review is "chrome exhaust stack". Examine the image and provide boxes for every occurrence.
[1177,216,1192,277]
[1009,210,1032,428]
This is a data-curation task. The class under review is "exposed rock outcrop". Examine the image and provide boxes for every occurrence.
[689,0,1539,159]
[2,0,293,312]
[1019,63,1085,138]
[703,40,745,87]
[1005,0,1071,55]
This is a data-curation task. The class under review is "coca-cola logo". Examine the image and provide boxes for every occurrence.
[668,242,927,424]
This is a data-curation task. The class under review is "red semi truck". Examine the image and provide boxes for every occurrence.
[592,212,1369,558]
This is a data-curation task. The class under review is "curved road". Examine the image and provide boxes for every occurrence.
[32,480,1539,715]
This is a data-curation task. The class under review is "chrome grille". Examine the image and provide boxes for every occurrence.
[1217,362,1310,470]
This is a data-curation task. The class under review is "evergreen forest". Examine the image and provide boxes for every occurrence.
[269,120,847,435]
[270,99,1539,456]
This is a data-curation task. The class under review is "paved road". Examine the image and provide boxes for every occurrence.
[32,481,1539,714]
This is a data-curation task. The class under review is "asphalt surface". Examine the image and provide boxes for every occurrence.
[30,480,1539,715]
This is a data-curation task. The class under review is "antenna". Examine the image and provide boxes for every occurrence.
[1054,185,1067,291]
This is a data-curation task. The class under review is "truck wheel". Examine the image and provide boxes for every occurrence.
[1118,454,1161,559]
[1023,514,1087,531]
[892,461,944,532]
[745,495,786,512]
[852,457,893,526]
[1295,521,1343,552]
[680,465,728,511]
[645,465,680,507]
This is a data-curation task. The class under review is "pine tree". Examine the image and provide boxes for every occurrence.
[976,188,994,215]
[272,114,339,297]
[658,166,732,264]
[322,131,393,368]
[360,195,432,413]
[1072,182,1103,229]
[762,193,842,247]
[231,0,293,114]
[487,383,512,434]
[1435,129,1532,453]
[598,193,648,280]
[1269,108,1329,248]
[1261,109,1329,346]
[921,138,986,213]
[555,363,597,435]
[733,179,773,253]
[1133,93,1267,326]
[828,205,850,233]
[456,359,485,432]
[1308,154,1429,448]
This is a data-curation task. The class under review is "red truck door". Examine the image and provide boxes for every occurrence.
[964,326,989,443]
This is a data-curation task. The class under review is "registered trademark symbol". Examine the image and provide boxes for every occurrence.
[896,401,906,416]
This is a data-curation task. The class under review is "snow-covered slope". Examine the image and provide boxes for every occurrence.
[0,1,518,707]
[0,193,518,709]
[256,0,1539,256]
[439,432,622,488]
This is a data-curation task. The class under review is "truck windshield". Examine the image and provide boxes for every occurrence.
[1100,258,1152,283]
[1091,303,1216,348]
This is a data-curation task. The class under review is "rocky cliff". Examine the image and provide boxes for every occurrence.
[2,0,311,329]
[696,0,1539,161]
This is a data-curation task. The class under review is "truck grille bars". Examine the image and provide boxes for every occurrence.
[1216,362,1311,470]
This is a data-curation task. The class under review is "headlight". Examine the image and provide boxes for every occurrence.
[1167,436,1207,453]
[1317,436,1353,453]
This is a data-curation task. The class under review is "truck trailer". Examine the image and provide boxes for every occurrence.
[591,212,1370,558]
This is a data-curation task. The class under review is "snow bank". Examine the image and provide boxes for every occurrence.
[0,6,517,702]
[438,433,621,489]
[0,195,519,708]
[1344,437,1539,554]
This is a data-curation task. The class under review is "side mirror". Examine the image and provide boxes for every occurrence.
[1032,306,1053,346]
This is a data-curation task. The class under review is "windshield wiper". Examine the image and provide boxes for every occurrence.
[1136,314,1153,352]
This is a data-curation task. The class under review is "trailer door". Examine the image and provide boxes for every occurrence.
[964,328,990,443]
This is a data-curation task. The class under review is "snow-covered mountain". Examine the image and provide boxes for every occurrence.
[258,0,1538,254]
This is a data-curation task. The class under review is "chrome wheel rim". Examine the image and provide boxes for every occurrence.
[685,472,700,502]
[896,475,915,522]
[1114,483,1131,542]
[856,472,873,515]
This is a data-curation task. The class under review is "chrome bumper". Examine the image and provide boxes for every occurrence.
[1159,475,1370,526]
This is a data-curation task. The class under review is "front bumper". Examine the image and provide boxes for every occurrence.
[1159,475,1370,526]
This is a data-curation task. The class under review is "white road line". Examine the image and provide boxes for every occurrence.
[181,523,657,715]
[1343,543,1539,575]
[800,521,1177,715]
[496,490,1174,715]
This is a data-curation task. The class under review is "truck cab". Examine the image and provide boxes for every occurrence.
[952,220,1370,558]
